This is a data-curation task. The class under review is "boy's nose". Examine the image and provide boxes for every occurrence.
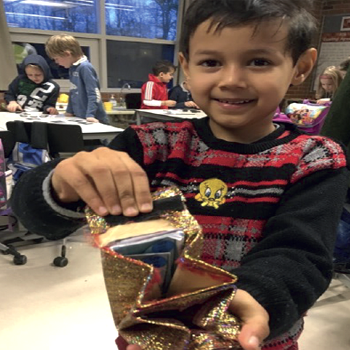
[218,66,248,89]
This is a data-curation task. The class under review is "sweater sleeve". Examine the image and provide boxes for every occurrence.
[79,64,102,118]
[233,166,349,339]
[10,159,86,240]
[142,81,162,107]
[10,128,144,241]
[4,77,20,103]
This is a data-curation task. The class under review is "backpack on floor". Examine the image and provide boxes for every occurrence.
[7,121,51,183]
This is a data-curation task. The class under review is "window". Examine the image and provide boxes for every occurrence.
[105,0,179,40]
[4,0,98,33]
[6,0,183,91]
[13,42,90,79]
[107,40,174,88]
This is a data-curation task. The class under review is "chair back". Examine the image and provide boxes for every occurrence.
[0,130,15,158]
[47,123,85,156]
[125,93,141,109]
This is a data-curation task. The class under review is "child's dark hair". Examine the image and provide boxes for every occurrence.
[180,0,318,65]
[152,60,176,76]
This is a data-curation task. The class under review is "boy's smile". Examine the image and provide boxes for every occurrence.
[180,20,315,143]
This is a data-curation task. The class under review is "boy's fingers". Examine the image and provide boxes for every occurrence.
[52,148,152,216]
[229,289,269,350]
[237,316,270,350]
[126,346,142,350]
[108,150,153,215]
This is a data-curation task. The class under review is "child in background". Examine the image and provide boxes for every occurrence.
[316,65,343,104]
[5,54,59,114]
[45,34,109,124]
[168,80,199,109]
[10,1,349,350]
[140,60,177,109]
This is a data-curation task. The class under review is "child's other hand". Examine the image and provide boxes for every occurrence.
[86,117,99,123]
[47,107,59,115]
[164,100,177,107]
[7,101,22,112]
[184,101,199,109]
[124,289,269,350]
[51,147,153,217]
[229,289,270,350]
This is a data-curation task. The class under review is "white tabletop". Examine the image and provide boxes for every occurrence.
[0,112,124,141]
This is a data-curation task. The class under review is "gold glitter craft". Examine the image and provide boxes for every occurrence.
[85,187,242,350]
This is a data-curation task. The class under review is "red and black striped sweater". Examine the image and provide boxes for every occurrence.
[11,118,349,349]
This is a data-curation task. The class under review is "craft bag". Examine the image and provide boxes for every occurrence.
[86,187,241,350]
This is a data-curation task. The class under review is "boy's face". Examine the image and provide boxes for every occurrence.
[25,66,44,84]
[159,68,175,83]
[52,52,75,69]
[180,20,316,143]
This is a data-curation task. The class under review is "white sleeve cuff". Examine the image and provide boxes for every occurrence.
[42,170,85,219]
[143,100,162,107]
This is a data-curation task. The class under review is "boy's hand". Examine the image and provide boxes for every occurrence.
[163,100,177,107]
[65,112,74,117]
[51,147,153,217]
[7,101,22,112]
[229,289,270,350]
[47,107,59,115]
[126,289,269,350]
[184,101,199,109]
[86,117,99,123]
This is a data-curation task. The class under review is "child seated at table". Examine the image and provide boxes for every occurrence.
[45,34,109,124]
[316,66,343,104]
[5,54,59,114]
[141,60,177,109]
[168,80,199,109]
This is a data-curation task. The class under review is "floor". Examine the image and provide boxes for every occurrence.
[1,229,350,350]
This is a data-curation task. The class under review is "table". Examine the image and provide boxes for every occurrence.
[0,112,124,142]
[106,109,136,127]
[134,109,206,125]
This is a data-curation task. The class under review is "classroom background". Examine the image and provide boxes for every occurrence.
[0,1,350,350]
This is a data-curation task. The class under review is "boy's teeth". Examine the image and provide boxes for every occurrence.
[220,100,250,104]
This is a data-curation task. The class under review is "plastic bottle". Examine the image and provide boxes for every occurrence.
[109,94,117,109]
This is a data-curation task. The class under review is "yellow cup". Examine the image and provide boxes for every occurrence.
[104,101,113,111]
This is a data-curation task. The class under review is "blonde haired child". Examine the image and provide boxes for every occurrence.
[45,34,108,124]
[316,65,343,103]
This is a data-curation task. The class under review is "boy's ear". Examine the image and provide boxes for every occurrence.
[291,48,317,86]
[178,52,190,80]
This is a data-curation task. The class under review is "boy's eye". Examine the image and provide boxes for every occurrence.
[249,59,271,67]
[200,60,220,67]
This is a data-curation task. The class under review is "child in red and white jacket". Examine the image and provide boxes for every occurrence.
[140,60,177,109]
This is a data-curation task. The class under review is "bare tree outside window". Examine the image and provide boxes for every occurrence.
[105,0,179,40]
[4,0,98,34]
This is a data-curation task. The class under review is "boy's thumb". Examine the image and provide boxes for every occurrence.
[237,318,269,350]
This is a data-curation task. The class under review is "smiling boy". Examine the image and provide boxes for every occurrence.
[11,1,349,350]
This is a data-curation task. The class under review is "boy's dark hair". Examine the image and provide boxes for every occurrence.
[339,57,350,72]
[152,60,176,76]
[180,0,318,65]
